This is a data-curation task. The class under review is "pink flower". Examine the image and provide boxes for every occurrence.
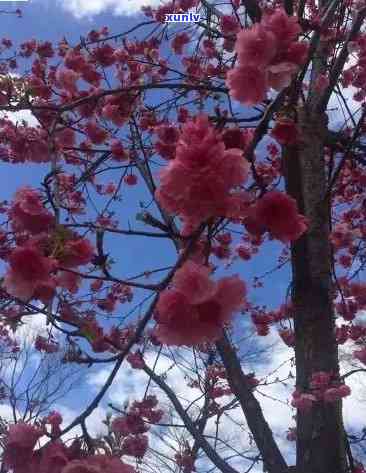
[251,191,307,242]
[236,244,251,260]
[271,118,300,145]
[291,391,316,411]
[154,262,246,346]
[110,139,128,161]
[220,15,240,34]
[85,120,108,145]
[222,127,253,150]
[262,9,302,46]
[4,245,57,301]
[285,41,309,66]
[156,115,249,232]
[235,24,277,67]
[173,261,216,304]
[124,174,138,186]
[90,44,115,67]
[10,187,54,234]
[267,62,299,90]
[45,411,63,427]
[57,270,81,293]
[127,352,145,369]
[35,335,59,353]
[226,65,267,105]
[64,49,87,72]
[310,371,331,390]
[3,422,43,470]
[112,414,148,436]
[39,442,68,473]
[56,67,79,94]
[171,32,190,54]
[122,434,148,458]
[323,385,351,402]
[61,238,94,267]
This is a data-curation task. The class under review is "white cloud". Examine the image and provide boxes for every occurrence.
[56,0,162,18]
[0,109,38,128]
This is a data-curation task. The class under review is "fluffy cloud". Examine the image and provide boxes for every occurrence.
[55,0,162,18]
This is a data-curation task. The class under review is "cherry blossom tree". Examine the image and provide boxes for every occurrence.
[1,0,366,472]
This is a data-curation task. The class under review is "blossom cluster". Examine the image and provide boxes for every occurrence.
[156,114,249,235]
[3,186,94,302]
[227,8,308,105]
[3,420,135,473]
[291,372,351,411]
[343,34,366,102]
[244,191,308,243]
[111,395,163,459]
[154,260,246,346]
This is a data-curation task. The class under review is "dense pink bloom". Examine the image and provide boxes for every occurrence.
[262,9,302,45]
[226,65,267,105]
[154,123,179,160]
[220,15,240,34]
[173,261,216,304]
[85,120,108,144]
[267,61,299,90]
[171,32,190,54]
[222,127,253,151]
[235,25,277,67]
[227,8,306,104]
[154,261,246,346]
[56,67,79,94]
[323,385,351,402]
[122,435,149,458]
[61,238,94,267]
[4,245,57,301]
[3,422,43,470]
[291,391,316,411]
[35,335,59,353]
[110,139,128,161]
[39,442,68,473]
[112,414,148,436]
[10,187,54,234]
[156,115,249,233]
[57,270,81,293]
[248,191,307,242]
[91,44,116,67]
[285,41,309,66]
[271,118,300,145]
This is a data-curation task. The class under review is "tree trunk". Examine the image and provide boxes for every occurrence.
[283,106,348,473]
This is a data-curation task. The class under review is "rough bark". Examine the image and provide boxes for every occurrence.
[283,106,347,473]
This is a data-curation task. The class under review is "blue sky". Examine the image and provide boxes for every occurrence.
[0,0,292,307]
